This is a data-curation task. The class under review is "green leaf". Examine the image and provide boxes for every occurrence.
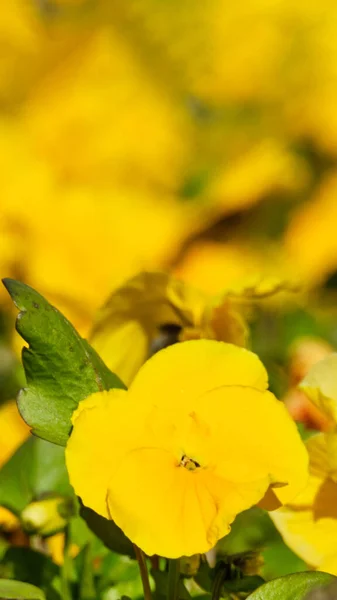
[79,504,134,557]
[247,572,336,600]
[0,579,46,599]
[0,436,73,515]
[0,547,59,599]
[2,278,126,446]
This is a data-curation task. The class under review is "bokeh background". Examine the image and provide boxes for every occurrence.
[2,1,337,595]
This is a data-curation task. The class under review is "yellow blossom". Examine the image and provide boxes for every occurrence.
[298,354,337,428]
[0,401,30,468]
[271,354,337,574]
[271,433,337,575]
[90,272,248,385]
[175,241,273,296]
[66,340,308,558]
[283,175,337,288]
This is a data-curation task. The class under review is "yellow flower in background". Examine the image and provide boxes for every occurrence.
[66,340,308,558]
[0,401,30,468]
[283,337,333,432]
[298,354,337,429]
[284,174,337,288]
[90,271,248,385]
[271,354,337,574]
[175,241,272,296]
[23,26,192,190]
[271,433,337,575]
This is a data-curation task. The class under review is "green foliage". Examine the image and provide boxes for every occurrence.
[0,547,59,600]
[2,279,125,446]
[79,504,134,557]
[151,569,191,600]
[217,507,307,580]
[247,572,337,600]
[0,578,46,599]
[75,544,96,600]
[0,436,73,516]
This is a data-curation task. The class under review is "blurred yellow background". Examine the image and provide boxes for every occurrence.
[2,0,337,334]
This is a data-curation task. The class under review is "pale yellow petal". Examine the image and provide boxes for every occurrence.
[300,354,337,425]
[271,434,337,568]
[90,272,207,385]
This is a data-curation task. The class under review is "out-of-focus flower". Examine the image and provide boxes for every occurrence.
[271,433,337,575]
[0,401,29,468]
[24,27,192,190]
[272,354,337,574]
[284,338,333,432]
[284,175,337,288]
[298,354,337,428]
[205,141,308,215]
[175,241,273,296]
[90,271,250,385]
[46,532,80,566]
[66,340,308,558]
[21,496,75,537]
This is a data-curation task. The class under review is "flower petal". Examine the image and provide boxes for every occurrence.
[65,388,140,518]
[90,272,207,385]
[299,354,337,425]
[128,339,269,411]
[191,386,308,503]
[271,434,337,569]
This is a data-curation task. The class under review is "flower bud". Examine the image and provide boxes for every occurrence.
[21,496,75,537]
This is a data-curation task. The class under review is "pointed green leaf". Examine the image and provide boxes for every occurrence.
[247,572,336,600]
[2,279,126,446]
[0,579,45,599]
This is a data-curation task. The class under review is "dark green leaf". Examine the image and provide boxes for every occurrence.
[247,572,336,600]
[223,575,264,593]
[0,436,73,515]
[2,279,126,446]
[79,504,134,557]
[0,580,45,600]
[0,547,59,598]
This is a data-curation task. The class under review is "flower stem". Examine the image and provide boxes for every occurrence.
[167,559,180,600]
[61,525,72,600]
[134,545,152,600]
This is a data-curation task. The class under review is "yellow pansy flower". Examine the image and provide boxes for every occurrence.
[271,354,337,574]
[66,340,308,559]
[298,354,337,429]
[90,271,248,385]
[271,433,337,574]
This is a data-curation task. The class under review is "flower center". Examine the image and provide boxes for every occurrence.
[180,454,200,471]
